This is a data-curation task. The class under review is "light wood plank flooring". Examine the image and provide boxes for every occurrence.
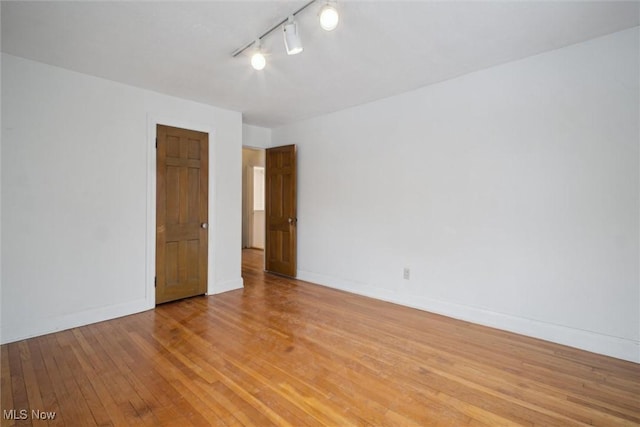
[2,249,639,426]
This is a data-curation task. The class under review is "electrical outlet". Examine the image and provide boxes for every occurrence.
[403,267,410,280]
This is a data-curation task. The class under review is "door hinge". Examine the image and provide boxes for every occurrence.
[155,138,158,149]
[154,276,157,288]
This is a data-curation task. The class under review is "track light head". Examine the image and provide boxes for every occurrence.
[251,52,266,70]
[232,0,341,67]
[319,1,339,31]
[250,39,266,70]
[283,16,303,55]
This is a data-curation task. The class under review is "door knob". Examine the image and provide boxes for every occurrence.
[201,223,208,229]
[288,217,297,225]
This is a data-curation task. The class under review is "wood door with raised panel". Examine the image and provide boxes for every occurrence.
[265,145,297,277]
[156,125,208,304]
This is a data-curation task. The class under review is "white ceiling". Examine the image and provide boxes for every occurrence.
[2,1,638,128]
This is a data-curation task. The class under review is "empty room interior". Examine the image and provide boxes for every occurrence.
[1,1,639,425]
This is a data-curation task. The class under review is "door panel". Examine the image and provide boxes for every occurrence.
[156,124,208,304]
[265,145,297,277]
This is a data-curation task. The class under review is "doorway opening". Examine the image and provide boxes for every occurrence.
[242,147,266,253]
[242,145,298,277]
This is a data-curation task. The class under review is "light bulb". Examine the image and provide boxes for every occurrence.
[251,51,266,70]
[319,3,339,31]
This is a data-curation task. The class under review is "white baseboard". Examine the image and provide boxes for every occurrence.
[1,277,246,345]
[3,271,636,364]
[0,298,152,345]
[210,277,244,295]
[297,270,639,364]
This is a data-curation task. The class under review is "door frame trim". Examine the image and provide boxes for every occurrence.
[145,115,214,308]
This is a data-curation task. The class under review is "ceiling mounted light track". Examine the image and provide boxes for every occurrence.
[231,0,340,70]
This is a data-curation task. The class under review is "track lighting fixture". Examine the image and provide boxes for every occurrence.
[231,0,340,68]
[283,16,303,55]
[250,39,266,70]
[319,1,339,31]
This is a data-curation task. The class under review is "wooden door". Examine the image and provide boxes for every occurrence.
[265,145,297,277]
[156,125,208,304]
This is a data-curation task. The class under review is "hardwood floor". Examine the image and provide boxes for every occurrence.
[2,249,639,426]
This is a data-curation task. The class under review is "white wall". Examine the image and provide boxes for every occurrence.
[272,28,640,362]
[0,13,3,332]
[243,124,272,149]
[1,54,243,343]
